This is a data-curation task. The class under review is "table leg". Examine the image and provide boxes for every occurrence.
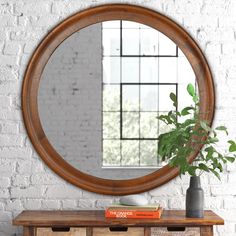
[86,227,93,236]
[23,227,36,236]
[144,227,151,236]
[200,226,213,236]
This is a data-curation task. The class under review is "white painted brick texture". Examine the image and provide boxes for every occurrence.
[0,0,236,236]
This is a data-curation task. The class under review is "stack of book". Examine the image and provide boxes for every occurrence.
[105,204,162,219]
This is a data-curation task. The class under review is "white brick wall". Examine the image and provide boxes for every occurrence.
[0,0,236,235]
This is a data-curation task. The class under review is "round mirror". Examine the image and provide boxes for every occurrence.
[22,4,215,194]
[38,20,197,180]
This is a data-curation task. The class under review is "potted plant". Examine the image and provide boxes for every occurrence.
[157,84,236,218]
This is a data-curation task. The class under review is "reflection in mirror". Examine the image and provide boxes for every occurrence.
[38,20,196,180]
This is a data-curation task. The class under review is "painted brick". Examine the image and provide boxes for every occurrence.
[0,122,19,134]
[0,96,11,108]
[168,196,185,210]
[0,81,20,95]
[31,173,63,185]
[11,186,44,199]
[5,199,23,212]
[0,1,235,236]
[22,199,41,210]
[45,185,82,199]
[0,147,32,159]
[41,200,60,210]
[3,42,21,55]
[0,211,12,222]
[0,189,10,199]
[0,177,11,188]
[95,199,114,209]
[0,134,25,147]
[0,55,18,66]
[211,184,236,196]
[78,199,96,209]
[0,15,17,27]
[62,200,78,209]
[14,2,51,15]
[0,31,7,41]
[0,2,14,15]
[12,175,30,188]
[149,181,182,197]
[0,159,16,177]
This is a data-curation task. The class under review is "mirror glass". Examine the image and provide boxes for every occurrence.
[38,20,196,180]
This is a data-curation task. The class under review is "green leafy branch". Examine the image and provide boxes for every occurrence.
[157,84,236,179]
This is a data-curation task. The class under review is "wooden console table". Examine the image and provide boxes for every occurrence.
[13,210,224,236]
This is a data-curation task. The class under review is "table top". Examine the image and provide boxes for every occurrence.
[12,210,224,227]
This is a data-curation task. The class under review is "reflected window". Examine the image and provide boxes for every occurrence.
[102,20,195,168]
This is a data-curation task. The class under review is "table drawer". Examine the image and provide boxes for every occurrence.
[151,227,200,236]
[37,227,86,236]
[93,227,144,236]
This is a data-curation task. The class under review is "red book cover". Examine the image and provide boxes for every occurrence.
[105,208,162,219]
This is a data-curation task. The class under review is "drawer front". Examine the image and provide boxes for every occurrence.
[37,227,86,236]
[151,227,200,236]
[93,227,144,236]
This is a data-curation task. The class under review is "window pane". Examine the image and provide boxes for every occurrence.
[103,140,121,166]
[123,85,139,111]
[103,29,120,56]
[140,112,158,138]
[103,57,120,84]
[140,140,158,166]
[102,20,120,29]
[140,58,158,83]
[158,85,176,111]
[103,85,120,111]
[140,28,158,55]
[159,32,177,56]
[140,85,158,111]
[103,112,120,139]
[122,58,139,83]
[122,112,139,138]
[139,23,151,29]
[122,29,139,55]
[121,140,139,166]
[122,21,140,29]
[159,58,177,83]
[178,52,195,85]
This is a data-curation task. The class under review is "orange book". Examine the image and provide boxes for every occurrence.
[105,208,162,219]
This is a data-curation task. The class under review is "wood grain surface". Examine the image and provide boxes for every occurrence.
[13,210,223,227]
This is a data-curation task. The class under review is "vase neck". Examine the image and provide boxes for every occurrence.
[189,176,201,188]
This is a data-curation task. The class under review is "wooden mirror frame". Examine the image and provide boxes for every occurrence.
[22,4,215,195]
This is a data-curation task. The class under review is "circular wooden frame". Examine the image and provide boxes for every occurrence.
[22,4,215,195]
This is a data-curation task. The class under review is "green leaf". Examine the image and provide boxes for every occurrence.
[208,137,219,143]
[181,107,194,116]
[187,166,197,176]
[200,120,211,132]
[198,163,209,172]
[187,84,195,97]
[217,162,223,172]
[225,156,236,163]
[228,140,236,145]
[228,140,236,152]
[205,146,214,160]
[170,93,177,103]
[170,93,177,107]
[215,126,228,135]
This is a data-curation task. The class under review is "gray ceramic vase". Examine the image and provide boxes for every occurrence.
[186,176,204,218]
